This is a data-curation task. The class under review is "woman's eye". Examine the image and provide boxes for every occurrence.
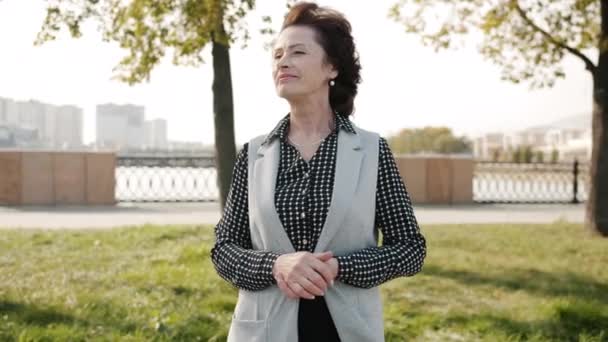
[273,51,304,60]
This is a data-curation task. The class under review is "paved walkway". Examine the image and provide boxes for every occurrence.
[0,202,585,230]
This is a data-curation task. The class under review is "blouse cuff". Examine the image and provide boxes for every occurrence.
[335,255,354,282]
[264,251,282,284]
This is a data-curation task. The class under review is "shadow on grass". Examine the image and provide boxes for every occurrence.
[0,297,230,340]
[384,301,607,341]
[422,265,608,305]
[0,300,76,326]
[442,301,608,341]
[0,299,139,333]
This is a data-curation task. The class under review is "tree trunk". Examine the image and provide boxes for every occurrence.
[587,0,608,236]
[212,28,237,212]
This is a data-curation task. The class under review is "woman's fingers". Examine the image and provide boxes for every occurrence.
[297,274,325,296]
[287,279,316,299]
[276,275,299,299]
[314,251,333,262]
[278,273,318,299]
[309,257,335,286]
[304,268,329,293]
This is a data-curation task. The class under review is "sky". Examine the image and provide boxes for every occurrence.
[0,0,595,147]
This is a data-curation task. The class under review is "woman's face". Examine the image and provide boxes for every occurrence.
[272,25,338,102]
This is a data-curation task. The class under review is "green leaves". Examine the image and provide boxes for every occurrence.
[389,0,599,89]
[35,0,257,85]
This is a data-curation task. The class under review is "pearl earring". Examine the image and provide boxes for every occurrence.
[329,79,335,87]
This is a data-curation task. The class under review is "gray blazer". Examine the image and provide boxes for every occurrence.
[227,123,384,342]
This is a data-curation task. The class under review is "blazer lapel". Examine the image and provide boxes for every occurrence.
[253,138,296,253]
[314,127,363,253]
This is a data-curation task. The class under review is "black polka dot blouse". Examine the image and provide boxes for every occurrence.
[211,113,427,290]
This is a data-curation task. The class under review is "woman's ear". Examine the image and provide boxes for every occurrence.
[330,68,338,80]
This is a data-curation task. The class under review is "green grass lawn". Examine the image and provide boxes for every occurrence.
[0,222,606,341]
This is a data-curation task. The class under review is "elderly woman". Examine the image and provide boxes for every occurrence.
[211,2,427,341]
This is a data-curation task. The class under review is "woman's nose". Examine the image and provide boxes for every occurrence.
[276,54,291,68]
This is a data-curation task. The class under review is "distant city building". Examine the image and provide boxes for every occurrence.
[473,124,591,162]
[53,105,83,148]
[473,132,506,159]
[542,128,591,162]
[144,118,168,149]
[505,128,547,148]
[0,124,39,148]
[0,125,14,147]
[15,99,46,145]
[0,97,19,126]
[96,103,169,151]
[0,97,83,149]
[96,103,145,149]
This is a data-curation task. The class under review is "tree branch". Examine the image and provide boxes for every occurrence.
[513,0,596,73]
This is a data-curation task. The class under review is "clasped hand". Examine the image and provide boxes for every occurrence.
[272,251,338,300]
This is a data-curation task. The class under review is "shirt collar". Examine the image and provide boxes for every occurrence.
[261,112,357,146]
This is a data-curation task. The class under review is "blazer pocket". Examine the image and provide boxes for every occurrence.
[227,318,267,342]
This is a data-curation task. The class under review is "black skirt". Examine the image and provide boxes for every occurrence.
[298,295,341,341]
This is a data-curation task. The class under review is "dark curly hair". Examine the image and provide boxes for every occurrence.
[281,2,362,117]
